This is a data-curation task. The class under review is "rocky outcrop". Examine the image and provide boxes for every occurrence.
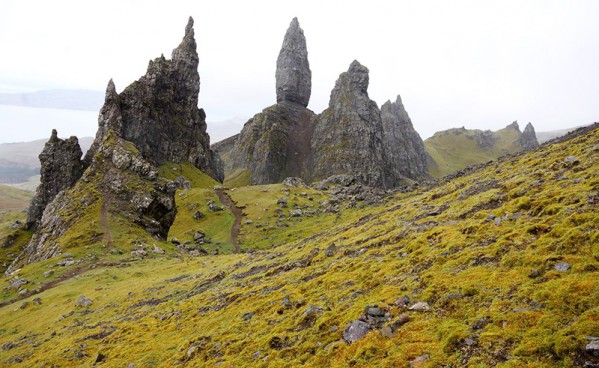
[276,17,311,107]
[25,129,84,230]
[228,18,316,185]
[9,132,177,271]
[380,95,429,182]
[311,61,392,188]
[230,103,316,184]
[84,17,223,182]
[517,122,540,149]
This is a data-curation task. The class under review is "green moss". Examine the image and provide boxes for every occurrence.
[158,162,219,189]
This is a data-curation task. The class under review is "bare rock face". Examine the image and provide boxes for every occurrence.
[229,103,316,184]
[380,95,429,182]
[517,122,540,149]
[25,129,84,230]
[276,17,311,107]
[84,17,223,182]
[311,61,391,188]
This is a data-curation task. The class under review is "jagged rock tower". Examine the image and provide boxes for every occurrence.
[380,95,429,182]
[228,18,316,184]
[25,130,84,230]
[85,17,223,182]
[517,122,540,149]
[8,17,217,273]
[311,61,392,187]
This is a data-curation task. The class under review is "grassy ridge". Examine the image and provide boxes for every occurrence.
[0,184,32,211]
[0,128,597,367]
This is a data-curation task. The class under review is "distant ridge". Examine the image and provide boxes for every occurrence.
[0,89,103,111]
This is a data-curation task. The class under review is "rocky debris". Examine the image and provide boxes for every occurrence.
[517,122,540,149]
[75,295,93,307]
[43,270,54,278]
[529,269,540,278]
[8,276,29,290]
[289,209,303,217]
[473,129,499,149]
[360,305,391,329]
[283,177,306,187]
[380,95,430,182]
[171,237,181,245]
[207,201,223,212]
[173,176,191,190]
[410,354,430,367]
[276,17,311,107]
[587,338,599,357]
[342,320,371,344]
[152,245,165,254]
[325,244,337,257]
[131,249,148,258]
[192,211,204,220]
[408,302,430,311]
[84,17,223,182]
[312,60,392,188]
[554,262,571,272]
[25,129,84,230]
[277,198,288,208]
[297,305,324,330]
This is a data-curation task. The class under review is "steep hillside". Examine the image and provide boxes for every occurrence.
[0,124,596,367]
[425,122,537,178]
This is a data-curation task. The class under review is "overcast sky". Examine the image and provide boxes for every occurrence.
[1,0,598,142]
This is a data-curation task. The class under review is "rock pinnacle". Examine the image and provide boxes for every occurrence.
[276,17,311,107]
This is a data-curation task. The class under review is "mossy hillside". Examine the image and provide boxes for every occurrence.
[425,126,521,178]
[0,184,33,211]
[0,127,597,367]
[228,183,372,251]
[158,162,219,189]
[168,187,235,253]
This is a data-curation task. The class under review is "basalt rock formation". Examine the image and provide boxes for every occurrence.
[276,17,311,107]
[380,95,429,182]
[517,122,540,149]
[84,17,223,182]
[312,61,392,188]
[8,132,177,272]
[228,18,316,185]
[25,129,84,230]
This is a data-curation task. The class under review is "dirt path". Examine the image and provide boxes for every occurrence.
[215,189,243,253]
[100,198,113,247]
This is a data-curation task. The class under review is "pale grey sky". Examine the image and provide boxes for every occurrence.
[1,0,598,142]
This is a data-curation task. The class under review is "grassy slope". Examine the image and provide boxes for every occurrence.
[0,129,597,367]
[426,127,521,178]
[0,184,33,211]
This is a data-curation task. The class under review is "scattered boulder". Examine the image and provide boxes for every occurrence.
[277,198,288,208]
[171,237,181,245]
[289,209,303,217]
[207,201,223,212]
[75,295,93,307]
[43,270,54,278]
[325,244,337,257]
[554,262,571,272]
[193,211,204,220]
[8,277,29,290]
[342,320,371,344]
[131,249,148,258]
[529,269,540,278]
[408,302,430,312]
[152,245,165,254]
[586,338,599,357]
[283,177,306,187]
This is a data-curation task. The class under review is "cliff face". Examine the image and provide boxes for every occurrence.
[25,130,84,230]
[85,17,223,182]
[380,95,429,182]
[311,61,391,187]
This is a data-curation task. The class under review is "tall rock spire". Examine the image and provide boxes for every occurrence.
[275,17,311,107]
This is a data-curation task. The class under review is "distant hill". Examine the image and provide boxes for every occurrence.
[0,89,103,111]
[0,184,32,211]
[0,136,93,184]
[425,122,531,178]
[536,125,585,143]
